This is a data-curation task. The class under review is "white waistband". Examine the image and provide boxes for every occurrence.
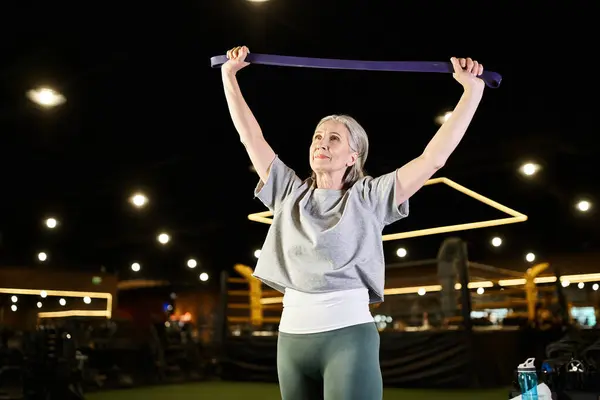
[278,288,374,334]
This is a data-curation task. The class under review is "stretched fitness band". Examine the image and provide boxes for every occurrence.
[210,53,502,89]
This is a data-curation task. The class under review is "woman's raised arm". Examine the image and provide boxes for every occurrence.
[222,46,276,183]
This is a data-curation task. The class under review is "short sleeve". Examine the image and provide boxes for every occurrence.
[254,156,303,213]
[356,170,409,226]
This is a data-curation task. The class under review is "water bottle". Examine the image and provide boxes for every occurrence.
[517,358,538,399]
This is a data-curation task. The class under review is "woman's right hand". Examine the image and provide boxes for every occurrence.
[222,46,250,75]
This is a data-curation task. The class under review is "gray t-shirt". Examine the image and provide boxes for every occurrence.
[253,156,409,304]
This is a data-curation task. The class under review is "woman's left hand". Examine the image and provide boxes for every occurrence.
[450,57,485,92]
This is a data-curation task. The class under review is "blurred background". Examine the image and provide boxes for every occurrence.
[0,0,597,399]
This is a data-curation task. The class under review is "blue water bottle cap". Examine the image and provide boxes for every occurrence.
[518,358,536,372]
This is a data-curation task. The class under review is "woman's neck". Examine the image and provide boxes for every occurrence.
[314,171,345,190]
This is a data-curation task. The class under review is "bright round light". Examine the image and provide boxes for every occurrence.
[199,272,209,282]
[38,252,47,262]
[254,249,262,258]
[59,298,66,306]
[26,87,66,108]
[158,233,170,244]
[578,282,585,289]
[11,305,17,312]
[396,248,407,258]
[417,288,426,296]
[593,283,599,291]
[130,193,148,208]
[83,296,91,304]
[520,163,539,176]
[561,280,570,287]
[36,302,42,308]
[45,218,57,228]
[491,237,502,247]
[40,290,47,298]
[131,262,141,272]
[11,296,17,303]
[187,259,197,269]
[477,287,485,295]
[525,252,536,262]
[576,200,591,212]
[435,111,452,125]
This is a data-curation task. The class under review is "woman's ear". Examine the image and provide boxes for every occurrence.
[346,152,358,167]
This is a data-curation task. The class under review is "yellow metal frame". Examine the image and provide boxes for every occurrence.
[525,262,550,322]
[241,177,532,326]
[228,264,600,326]
[248,177,528,240]
[0,288,112,319]
[233,264,263,326]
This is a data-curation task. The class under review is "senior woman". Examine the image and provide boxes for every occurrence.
[220,45,486,400]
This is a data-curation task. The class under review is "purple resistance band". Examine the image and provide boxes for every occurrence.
[210,53,502,89]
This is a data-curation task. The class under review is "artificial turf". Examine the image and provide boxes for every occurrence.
[86,381,509,400]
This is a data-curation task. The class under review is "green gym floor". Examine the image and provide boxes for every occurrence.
[86,382,509,400]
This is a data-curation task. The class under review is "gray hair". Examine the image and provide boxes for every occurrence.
[311,114,370,189]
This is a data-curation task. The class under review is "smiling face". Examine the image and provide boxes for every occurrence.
[309,119,358,176]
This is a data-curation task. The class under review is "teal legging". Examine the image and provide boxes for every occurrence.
[277,322,382,400]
